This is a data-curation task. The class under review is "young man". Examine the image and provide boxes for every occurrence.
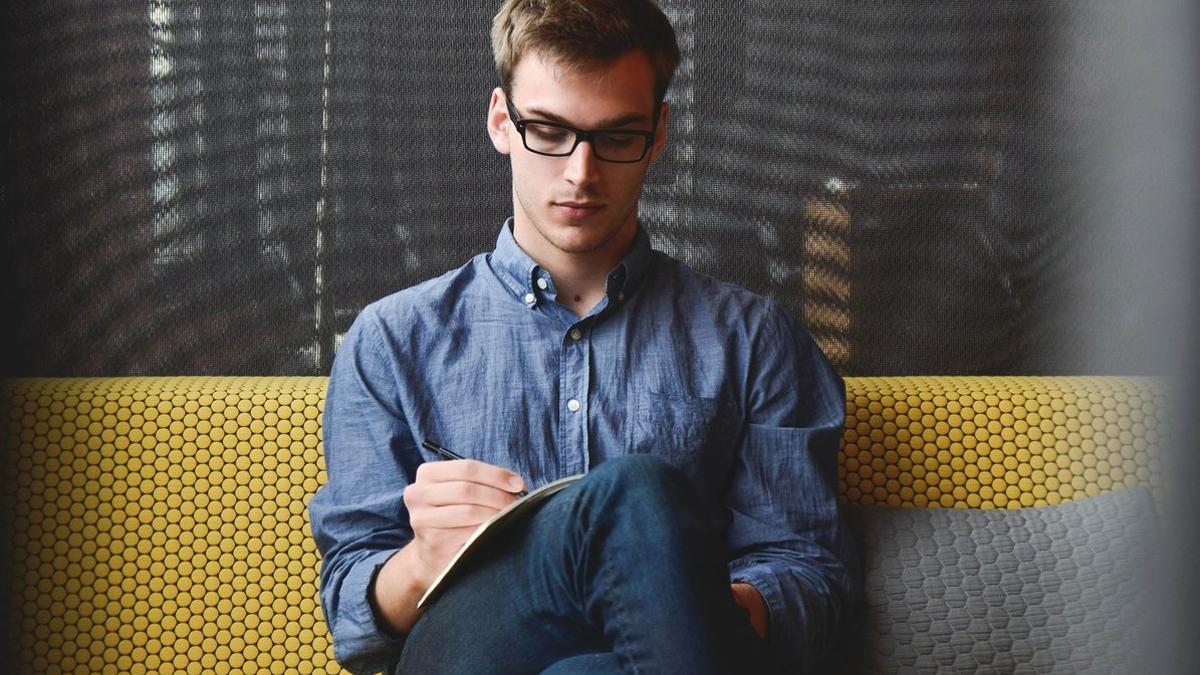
[309,1,856,672]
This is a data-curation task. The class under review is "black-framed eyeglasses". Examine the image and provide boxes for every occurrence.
[505,95,657,164]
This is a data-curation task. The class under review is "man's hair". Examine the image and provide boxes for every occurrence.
[491,0,681,106]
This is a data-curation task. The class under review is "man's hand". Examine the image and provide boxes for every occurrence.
[371,459,526,635]
[403,459,526,582]
[731,582,769,640]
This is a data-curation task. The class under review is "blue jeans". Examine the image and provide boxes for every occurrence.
[397,455,768,674]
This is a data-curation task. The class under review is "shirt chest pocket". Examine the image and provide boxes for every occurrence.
[632,391,740,490]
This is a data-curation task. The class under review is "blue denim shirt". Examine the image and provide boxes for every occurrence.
[309,221,856,673]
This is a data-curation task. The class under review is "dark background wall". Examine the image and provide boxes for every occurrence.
[3,1,1193,379]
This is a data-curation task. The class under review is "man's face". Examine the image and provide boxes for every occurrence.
[487,49,668,262]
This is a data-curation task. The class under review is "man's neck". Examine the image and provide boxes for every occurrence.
[511,219,637,318]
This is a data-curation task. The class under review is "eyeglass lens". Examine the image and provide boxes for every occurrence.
[523,122,649,162]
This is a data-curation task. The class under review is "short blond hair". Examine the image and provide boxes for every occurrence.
[491,0,681,105]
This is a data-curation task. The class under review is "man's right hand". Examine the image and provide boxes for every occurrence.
[402,459,527,583]
[370,459,526,635]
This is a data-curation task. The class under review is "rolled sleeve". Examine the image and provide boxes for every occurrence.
[723,305,859,673]
[325,549,408,672]
[308,305,421,673]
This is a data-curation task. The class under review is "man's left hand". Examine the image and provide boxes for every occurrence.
[731,582,769,640]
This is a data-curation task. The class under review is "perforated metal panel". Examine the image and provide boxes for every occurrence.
[2,0,1131,377]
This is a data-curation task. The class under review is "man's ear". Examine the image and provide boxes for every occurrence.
[648,101,670,165]
[486,87,512,156]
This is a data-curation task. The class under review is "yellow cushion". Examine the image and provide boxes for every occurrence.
[3,377,336,674]
[1,376,1165,672]
[840,376,1164,509]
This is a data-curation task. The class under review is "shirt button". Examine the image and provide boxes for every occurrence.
[570,328,582,341]
[524,292,536,304]
[567,399,581,412]
[536,278,548,290]
[618,292,625,302]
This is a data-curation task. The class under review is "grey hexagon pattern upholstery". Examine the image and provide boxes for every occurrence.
[834,487,1155,673]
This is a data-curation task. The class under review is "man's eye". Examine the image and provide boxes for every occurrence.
[597,133,639,149]
[527,124,571,144]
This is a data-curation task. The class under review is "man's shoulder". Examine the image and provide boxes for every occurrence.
[356,253,492,332]
[654,252,787,321]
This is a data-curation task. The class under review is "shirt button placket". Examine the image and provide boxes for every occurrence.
[560,324,590,474]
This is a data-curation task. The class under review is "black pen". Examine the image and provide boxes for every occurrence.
[421,439,528,497]
[421,439,467,461]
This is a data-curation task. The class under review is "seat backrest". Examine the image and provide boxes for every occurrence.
[1,376,1164,672]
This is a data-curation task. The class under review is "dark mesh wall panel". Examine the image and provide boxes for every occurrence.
[5,1,329,375]
[644,1,1069,374]
[0,1,1155,376]
[322,3,510,342]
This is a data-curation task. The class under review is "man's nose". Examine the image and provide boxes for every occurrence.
[563,139,600,185]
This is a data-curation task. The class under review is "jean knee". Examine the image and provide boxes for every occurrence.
[576,454,708,523]
[588,453,685,494]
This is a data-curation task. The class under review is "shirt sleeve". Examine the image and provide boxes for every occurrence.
[307,305,420,674]
[724,303,859,674]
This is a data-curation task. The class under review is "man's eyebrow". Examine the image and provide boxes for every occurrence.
[525,106,652,129]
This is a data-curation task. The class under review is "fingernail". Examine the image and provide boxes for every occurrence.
[509,477,524,492]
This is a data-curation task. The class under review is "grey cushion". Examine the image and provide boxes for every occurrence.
[830,488,1157,674]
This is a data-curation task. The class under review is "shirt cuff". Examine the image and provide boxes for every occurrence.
[330,548,408,674]
[730,561,797,672]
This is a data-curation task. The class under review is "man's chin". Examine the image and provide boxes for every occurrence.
[545,225,625,256]
[549,235,611,256]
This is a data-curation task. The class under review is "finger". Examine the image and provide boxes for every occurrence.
[403,480,519,517]
[415,458,526,494]
[421,480,522,511]
[410,503,505,531]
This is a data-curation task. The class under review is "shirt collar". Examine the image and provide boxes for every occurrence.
[489,218,655,307]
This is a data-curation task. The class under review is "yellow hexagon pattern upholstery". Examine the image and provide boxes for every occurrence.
[840,376,1164,509]
[1,376,1165,672]
[2,378,334,674]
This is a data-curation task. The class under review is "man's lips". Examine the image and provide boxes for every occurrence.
[553,201,605,218]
